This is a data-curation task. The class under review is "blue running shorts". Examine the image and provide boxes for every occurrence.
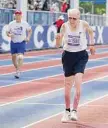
[62,50,89,77]
[10,41,26,54]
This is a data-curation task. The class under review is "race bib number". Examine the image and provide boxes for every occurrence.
[68,35,80,46]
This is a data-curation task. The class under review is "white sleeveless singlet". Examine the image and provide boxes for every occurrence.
[63,20,87,52]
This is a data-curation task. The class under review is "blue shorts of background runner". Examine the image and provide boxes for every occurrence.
[62,50,89,77]
[10,41,26,54]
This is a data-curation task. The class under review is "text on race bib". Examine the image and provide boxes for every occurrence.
[68,35,80,46]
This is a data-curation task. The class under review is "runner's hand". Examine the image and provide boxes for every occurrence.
[55,34,62,48]
[24,37,30,42]
[90,46,95,55]
[8,33,14,38]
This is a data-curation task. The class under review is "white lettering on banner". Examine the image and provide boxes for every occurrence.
[34,25,44,49]
[1,25,104,51]
[1,25,10,51]
[91,26,96,44]
[47,25,56,47]
[97,26,103,44]
[34,25,57,49]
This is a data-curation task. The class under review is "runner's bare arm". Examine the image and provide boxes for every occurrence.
[84,21,95,55]
[25,28,32,42]
[84,21,94,46]
[55,23,65,48]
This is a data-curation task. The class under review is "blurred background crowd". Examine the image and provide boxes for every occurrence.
[0,0,106,15]
[0,0,70,12]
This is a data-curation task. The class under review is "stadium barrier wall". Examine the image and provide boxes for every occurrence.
[0,24,107,53]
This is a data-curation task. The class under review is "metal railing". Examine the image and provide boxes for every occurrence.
[0,8,107,26]
[81,14,106,26]
[0,8,14,24]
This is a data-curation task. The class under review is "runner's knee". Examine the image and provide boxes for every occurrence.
[17,54,23,60]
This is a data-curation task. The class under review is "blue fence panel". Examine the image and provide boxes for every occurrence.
[0,9,14,24]
[27,11,67,25]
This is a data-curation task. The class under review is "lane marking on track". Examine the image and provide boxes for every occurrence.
[0,50,108,67]
[0,56,108,76]
[0,63,108,88]
[0,74,108,108]
[0,58,60,68]
[0,64,61,76]
[21,94,108,128]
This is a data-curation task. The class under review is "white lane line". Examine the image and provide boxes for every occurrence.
[0,73,63,88]
[0,63,108,88]
[0,58,60,68]
[0,74,108,108]
[0,49,108,67]
[0,64,61,76]
[1,55,108,76]
[22,94,108,128]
